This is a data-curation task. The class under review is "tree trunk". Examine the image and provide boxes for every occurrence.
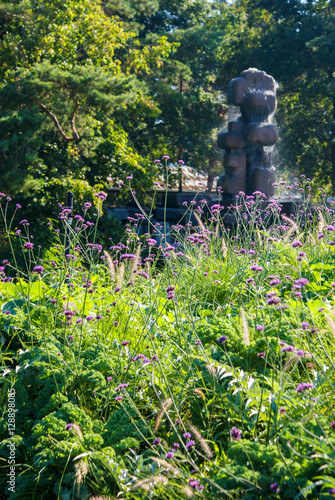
[178,148,183,192]
[207,159,215,192]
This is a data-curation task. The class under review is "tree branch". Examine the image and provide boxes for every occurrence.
[39,102,80,142]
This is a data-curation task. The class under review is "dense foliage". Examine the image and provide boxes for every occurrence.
[1,0,334,236]
[1,180,335,499]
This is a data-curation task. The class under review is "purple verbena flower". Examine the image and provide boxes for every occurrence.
[230,426,242,441]
[32,265,44,274]
[186,440,196,449]
[281,345,295,352]
[296,382,314,393]
[270,483,280,494]
[23,242,34,249]
[294,278,309,286]
[95,191,107,200]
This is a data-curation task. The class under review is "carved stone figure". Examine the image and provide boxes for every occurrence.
[217,68,278,198]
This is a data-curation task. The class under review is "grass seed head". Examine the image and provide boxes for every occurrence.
[104,250,116,282]
[154,397,173,432]
[187,423,213,459]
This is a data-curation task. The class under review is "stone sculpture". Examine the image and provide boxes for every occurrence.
[217,68,278,198]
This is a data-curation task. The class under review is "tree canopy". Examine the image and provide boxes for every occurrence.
[0,0,334,233]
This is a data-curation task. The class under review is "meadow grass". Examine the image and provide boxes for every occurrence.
[0,179,335,499]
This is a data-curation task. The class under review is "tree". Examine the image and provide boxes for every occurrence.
[0,0,174,210]
[129,0,230,190]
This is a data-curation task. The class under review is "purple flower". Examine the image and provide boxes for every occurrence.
[189,478,203,490]
[253,191,266,198]
[134,354,146,362]
[250,264,263,272]
[292,240,303,248]
[183,432,192,439]
[269,279,281,286]
[95,191,107,200]
[162,155,170,160]
[65,423,74,430]
[281,345,295,352]
[23,242,34,249]
[32,265,44,274]
[173,442,180,449]
[256,325,265,331]
[294,278,309,286]
[186,440,196,449]
[296,382,314,393]
[165,451,174,459]
[86,315,94,321]
[146,238,157,246]
[257,352,266,358]
[301,321,310,330]
[122,340,130,346]
[115,395,123,401]
[267,296,281,305]
[230,426,242,441]
[107,376,113,382]
[116,383,128,391]
[217,335,228,344]
[120,253,136,261]
[270,483,280,494]
[153,438,161,445]
[64,309,75,317]
[329,421,335,429]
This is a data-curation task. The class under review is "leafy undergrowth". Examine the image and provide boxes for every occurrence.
[1,183,335,499]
